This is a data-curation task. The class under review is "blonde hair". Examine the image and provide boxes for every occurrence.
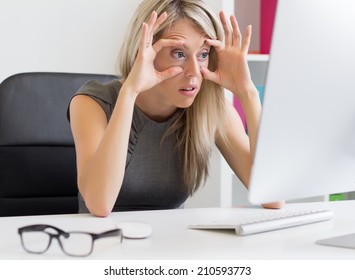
[118,0,227,194]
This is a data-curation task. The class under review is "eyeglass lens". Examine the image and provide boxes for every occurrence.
[59,232,94,256]
[20,231,94,257]
[20,231,51,254]
[19,225,122,257]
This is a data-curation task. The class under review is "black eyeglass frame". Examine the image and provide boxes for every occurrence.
[18,224,122,257]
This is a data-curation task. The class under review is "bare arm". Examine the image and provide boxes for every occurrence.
[203,12,283,209]
[217,99,284,209]
[216,98,257,189]
[70,89,136,217]
[69,11,183,217]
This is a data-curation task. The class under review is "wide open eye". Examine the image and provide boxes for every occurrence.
[172,50,185,60]
[198,51,209,61]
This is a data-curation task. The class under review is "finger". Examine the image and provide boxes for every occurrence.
[153,38,184,53]
[200,66,218,83]
[147,10,158,28]
[146,11,158,46]
[230,15,241,48]
[139,22,149,51]
[241,25,252,54]
[158,66,183,81]
[205,39,224,53]
[152,12,167,32]
[219,11,232,46]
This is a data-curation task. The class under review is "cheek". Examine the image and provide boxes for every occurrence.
[153,55,165,72]
[201,57,209,68]
[153,52,179,72]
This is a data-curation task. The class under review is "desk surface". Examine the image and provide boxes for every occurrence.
[1,201,355,260]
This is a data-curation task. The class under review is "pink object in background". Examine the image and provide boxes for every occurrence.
[260,0,277,54]
[233,97,247,129]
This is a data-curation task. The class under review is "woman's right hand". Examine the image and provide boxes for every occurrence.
[123,11,184,96]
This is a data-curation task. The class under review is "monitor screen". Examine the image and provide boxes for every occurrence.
[248,0,355,204]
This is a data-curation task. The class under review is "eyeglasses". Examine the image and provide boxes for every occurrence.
[18,224,122,257]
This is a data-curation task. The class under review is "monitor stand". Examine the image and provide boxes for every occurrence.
[316,233,355,250]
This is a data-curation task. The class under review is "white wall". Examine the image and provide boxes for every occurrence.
[0,0,142,82]
[0,0,234,83]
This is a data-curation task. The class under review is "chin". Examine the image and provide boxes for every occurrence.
[175,96,197,109]
[176,101,194,109]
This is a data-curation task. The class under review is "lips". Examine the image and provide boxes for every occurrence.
[179,84,198,96]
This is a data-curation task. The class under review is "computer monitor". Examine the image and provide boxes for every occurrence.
[248,0,355,204]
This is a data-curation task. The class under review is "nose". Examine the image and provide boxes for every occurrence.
[184,57,201,78]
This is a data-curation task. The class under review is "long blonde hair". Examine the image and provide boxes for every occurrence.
[118,0,227,194]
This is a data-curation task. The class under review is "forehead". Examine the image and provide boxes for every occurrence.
[162,18,208,40]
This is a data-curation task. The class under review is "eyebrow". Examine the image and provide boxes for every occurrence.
[181,41,210,51]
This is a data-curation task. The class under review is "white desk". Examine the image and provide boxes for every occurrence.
[1,201,355,260]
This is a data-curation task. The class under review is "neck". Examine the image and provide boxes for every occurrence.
[135,90,178,123]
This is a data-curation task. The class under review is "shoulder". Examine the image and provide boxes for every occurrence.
[68,79,121,122]
[77,79,121,106]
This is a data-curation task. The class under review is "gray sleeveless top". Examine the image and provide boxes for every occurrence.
[70,79,189,212]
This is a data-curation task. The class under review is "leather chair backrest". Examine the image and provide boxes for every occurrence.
[0,72,116,216]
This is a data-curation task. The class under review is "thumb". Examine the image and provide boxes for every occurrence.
[158,66,183,81]
[200,66,218,83]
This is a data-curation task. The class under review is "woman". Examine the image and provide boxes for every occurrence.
[68,0,282,217]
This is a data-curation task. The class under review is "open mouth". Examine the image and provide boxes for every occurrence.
[179,85,198,96]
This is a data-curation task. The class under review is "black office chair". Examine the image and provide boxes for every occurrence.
[0,72,116,216]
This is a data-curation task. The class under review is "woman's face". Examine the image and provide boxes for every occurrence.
[152,18,211,109]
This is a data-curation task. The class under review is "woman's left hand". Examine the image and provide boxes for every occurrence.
[201,11,257,102]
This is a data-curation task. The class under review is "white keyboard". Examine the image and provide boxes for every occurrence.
[188,209,333,236]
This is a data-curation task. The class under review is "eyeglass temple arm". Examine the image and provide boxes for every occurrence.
[18,224,121,241]
[94,229,122,240]
[18,224,68,236]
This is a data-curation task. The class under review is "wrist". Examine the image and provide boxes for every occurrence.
[120,82,140,100]
[234,86,260,106]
